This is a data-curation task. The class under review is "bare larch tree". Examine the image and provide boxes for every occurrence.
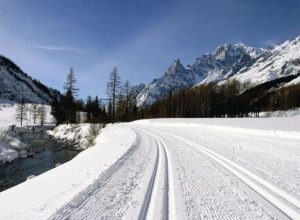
[106,66,121,123]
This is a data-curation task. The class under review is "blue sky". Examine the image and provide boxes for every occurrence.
[1,0,300,99]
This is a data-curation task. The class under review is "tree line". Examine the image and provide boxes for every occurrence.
[49,67,300,125]
[15,100,47,126]
[50,66,140,125]
[142,73,300,118]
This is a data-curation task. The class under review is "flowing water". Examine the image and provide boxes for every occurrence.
[0,128,79,192]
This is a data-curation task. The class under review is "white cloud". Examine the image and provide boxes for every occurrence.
[35,45,91,52]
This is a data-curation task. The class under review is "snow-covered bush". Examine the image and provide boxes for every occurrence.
[87,124,103,147]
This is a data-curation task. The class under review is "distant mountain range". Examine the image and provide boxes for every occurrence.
[135,35,300,106]
[1,35,300,106]
[0,55,61,103]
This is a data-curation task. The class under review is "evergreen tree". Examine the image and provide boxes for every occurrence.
[85,96,93,121]
[62,89,77,123]
[92,96,101,119]
[50,96,65,125]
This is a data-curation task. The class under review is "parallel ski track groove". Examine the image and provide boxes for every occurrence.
[50,136,142,220]
[137,139,159,220]
[135,128,170,220]
[146,127,300,220]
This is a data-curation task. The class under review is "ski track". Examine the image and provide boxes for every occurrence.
[50,128,171,220]
[140,126,298,220]
[50,124,300,220]
[161,125,300,199]
[50,132,156,220]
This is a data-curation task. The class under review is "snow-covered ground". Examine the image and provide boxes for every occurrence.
[0,117,299,219]
[0,124,135,219]
[0,104,53,162]
[255,108,300,117]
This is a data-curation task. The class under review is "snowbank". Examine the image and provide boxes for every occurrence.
[134,117,300,140]
[0,124,136,220]
[48,124,92,150]
[255,109,300,117]
[0,131,26,163]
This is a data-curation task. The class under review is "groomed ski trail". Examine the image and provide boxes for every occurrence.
[50,123,300,220]
[50,128,171,220]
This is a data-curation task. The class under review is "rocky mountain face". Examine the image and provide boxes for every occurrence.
[136,36,300,106]
[0,55,61,103]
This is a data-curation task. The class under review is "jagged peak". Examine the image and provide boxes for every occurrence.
[171,58,182,66]
[166,58,185,74]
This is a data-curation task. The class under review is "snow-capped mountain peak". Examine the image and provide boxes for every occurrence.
[135,35,300,106]
[166,59,185,76]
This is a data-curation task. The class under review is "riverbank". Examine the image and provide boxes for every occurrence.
[0,103,54,163]
[0,124,135,219]
[48,123,104,150]
[0,128,79,192]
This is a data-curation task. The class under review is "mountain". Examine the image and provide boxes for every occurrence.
[0,55,61,103]
[136,36,300,106]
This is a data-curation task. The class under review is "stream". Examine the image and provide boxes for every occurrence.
[0,128,79,192]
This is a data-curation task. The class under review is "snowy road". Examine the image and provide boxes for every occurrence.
[49,120,300,220]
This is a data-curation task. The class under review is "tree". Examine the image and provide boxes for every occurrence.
[50,96,65,125]
[15,98,27,126]
[62,89,77,123]
[64,67,79,96]
[92,96,101,119]
[62,68,79,124]
[107,100,113,123]
[106,67,121,123]
[31,103,38,124]
[37,104,47,126]
[122,80,133,121]
[85,96,93,121]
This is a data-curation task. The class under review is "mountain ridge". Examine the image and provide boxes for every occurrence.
[0,55,61,103]
[135,35,300,106]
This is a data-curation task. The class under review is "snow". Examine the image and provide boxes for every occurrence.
[0,56,60,103]
[135,35,300,106]
[0,104,54,163]
[251,108,300,117]
[284,75,300,87]
[48,123,93,150]
[232,36,300,85]
[0,124,136,219]
[133,118,300,218]
[0,117,299,219]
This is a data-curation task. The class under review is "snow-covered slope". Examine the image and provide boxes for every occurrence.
[232,36,300,85]
[0,55,61,103]
[136,36,300,106]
